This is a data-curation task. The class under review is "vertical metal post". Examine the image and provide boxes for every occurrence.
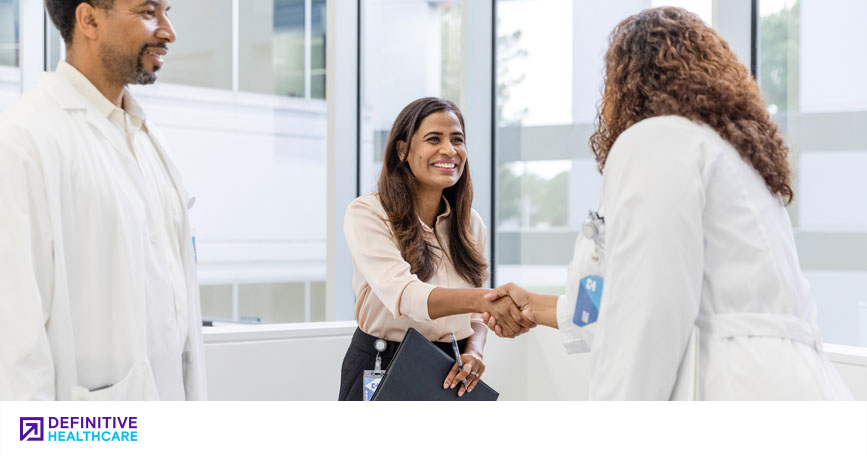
[462,0,495,286]
[232,0,240,93]
[305,0,312,99]
[325,0,359,321]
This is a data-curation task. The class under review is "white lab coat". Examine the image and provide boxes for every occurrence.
[556,115,852,400]
[0,72,206,400]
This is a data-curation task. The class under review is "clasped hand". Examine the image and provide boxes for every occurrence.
[482,289,535,338]
[481,283,537,338]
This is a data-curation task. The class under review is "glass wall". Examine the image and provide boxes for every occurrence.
[0,0,17,67]
[240,0,305,97]
[494,0,713,295]
[237,0,325,99]
[109,1,329,325]
[0,0,18,112]
[310,0,326,99]
[759,0,867,347]
[159,0,326,99]
[359,0,464,194]
[157,0,233,90]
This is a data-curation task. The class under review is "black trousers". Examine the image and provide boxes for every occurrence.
[338,327,467,401]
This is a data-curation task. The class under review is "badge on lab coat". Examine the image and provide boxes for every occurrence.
[558,210,605,353]
[573,275,603,327]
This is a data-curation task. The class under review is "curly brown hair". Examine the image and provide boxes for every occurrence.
[590,7,793,204]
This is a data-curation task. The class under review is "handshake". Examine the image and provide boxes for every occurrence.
[478,283,556,338]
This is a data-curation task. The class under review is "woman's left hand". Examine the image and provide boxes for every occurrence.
[443,352,486,397]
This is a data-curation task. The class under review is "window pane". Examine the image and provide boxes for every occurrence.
[200,284,234,323]
[158,0,233,90]
[759,0,867,347]
[238,282,326,323]
[359,0,464,194]
[239,0,305,97]
[494,0,713,295]
[46,17,63,72]
[0,0,17,67]
[311,0,326,99]
[0,0,18,112]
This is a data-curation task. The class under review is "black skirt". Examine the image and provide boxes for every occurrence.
[338,327,468,401]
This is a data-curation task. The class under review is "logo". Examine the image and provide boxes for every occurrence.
[18,416,138,443]
[20,417,44,441]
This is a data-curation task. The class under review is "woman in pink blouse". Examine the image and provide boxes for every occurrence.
[339,97,532,400]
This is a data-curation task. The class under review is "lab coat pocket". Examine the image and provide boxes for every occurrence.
[70,360,160,401]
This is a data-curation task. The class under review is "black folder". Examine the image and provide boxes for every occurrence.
[371,327,499,401]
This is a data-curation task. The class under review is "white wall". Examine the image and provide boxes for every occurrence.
[203,324,867,400]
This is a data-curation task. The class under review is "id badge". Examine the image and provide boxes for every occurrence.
[573,275,603,327]
[362,370,384,401]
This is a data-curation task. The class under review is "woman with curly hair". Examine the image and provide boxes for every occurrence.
[482,7,852,399]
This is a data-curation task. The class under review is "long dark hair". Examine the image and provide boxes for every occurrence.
[590,7,794,204]
[377,97,487,287]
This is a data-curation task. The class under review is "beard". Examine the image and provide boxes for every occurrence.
[100,42,163,86]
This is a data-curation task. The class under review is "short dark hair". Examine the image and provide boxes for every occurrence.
[45,0,115,44]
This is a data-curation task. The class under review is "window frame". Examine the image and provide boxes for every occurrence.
[230,0,324,101]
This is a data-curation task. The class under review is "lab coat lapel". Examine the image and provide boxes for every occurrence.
[83,109,128,156]
[143,122,195,209]
[39,73,149,197]
[39,72,128,158]
[81,107,152,203]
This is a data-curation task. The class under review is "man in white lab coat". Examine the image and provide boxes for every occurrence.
[0,0,206,399]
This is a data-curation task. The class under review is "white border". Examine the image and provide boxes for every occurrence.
[1,402,865,455]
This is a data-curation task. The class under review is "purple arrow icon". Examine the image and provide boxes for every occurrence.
[20,417,44,441]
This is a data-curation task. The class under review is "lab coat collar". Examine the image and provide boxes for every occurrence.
[42,63,145,117]
[38,70,88,111]
[39,70,195,211]
[54,61,118,118]
[39,71,129,162]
